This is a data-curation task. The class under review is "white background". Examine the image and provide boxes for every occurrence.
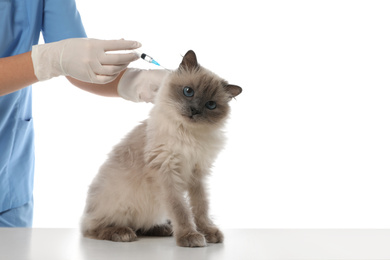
[33,0,390,228]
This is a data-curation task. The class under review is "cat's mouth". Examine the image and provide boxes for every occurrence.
[188,115,197,121]
[185,113,199,122]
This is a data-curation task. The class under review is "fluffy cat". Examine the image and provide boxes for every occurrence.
[81,50,242,247]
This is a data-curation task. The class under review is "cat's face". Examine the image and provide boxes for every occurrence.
[163,50,242,126]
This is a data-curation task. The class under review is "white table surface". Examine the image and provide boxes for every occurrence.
[0,228,389,260]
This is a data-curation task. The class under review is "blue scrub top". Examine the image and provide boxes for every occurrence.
[0,0,87,212]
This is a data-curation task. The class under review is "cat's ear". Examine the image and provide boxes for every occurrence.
[180,50,199,70]
[224,84,242,99]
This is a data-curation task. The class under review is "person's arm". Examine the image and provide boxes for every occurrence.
[67,68,170,101]
[0,50,123,98]
[0,38,140,97]
[65,74,122,97]
[0,52,38,96]
[0,44,168,101]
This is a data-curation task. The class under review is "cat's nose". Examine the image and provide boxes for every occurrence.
[190,107,201,116]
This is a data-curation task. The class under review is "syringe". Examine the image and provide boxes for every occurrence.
[134,51,168,70]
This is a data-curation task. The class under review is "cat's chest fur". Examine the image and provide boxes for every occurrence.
[145,111,225,179]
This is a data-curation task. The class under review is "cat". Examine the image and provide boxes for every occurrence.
[81,50,242,247]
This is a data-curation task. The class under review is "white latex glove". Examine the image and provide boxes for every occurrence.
[31,38,141,84]
[117,69,170,103]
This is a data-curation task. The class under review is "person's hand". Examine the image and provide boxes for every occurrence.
[117,69,170,103]
[31,38,141,84]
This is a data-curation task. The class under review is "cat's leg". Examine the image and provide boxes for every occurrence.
[150,152,206,247]
[136,220,173,236]
[165,189,206,247]
[81,187,138,242]
[84,225,137,242]
[188,171,224,243]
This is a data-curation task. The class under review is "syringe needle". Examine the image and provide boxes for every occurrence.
[134,51,168,70]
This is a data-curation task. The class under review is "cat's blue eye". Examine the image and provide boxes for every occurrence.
[183,87,194,97]
[205,101,217,110]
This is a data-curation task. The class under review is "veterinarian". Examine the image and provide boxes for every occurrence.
[0,0,167,227]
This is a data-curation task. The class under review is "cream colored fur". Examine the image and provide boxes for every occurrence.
[81,50,241,247]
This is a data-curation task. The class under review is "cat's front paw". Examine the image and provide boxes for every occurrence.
[201,227,224,243]
[95,226,137,242]
[176,231,207,247]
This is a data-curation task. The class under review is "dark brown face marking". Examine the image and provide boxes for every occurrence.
[165,50,242,126]
[170,78,229,124]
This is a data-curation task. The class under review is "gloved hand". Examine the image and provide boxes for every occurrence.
[31,38,141,84]
[117,69,170,103]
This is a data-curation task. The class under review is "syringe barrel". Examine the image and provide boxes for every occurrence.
[140,53,154,63]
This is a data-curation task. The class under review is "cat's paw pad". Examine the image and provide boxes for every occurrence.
[203,227,224,243]
[176,232,207,247]
[97,226,137,242]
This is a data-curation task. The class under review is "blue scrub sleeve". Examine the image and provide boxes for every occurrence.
[42,0,87,43]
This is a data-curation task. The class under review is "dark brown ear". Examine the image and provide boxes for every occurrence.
[224,84,242,99]
[180,50,199,70]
